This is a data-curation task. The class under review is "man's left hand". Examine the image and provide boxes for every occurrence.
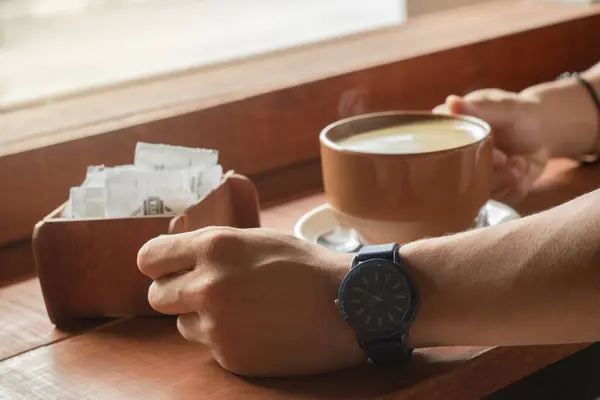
[137,227,363,377]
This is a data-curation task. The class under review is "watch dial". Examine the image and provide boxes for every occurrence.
[341,261,410,333]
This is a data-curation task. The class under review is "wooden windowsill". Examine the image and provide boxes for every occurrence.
[1,0,599,246]
[2,0,599,157]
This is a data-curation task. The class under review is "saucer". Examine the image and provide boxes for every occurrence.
[293,200,520,253]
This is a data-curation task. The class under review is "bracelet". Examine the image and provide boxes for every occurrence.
[574,74,600,115]
[557,72,600,166]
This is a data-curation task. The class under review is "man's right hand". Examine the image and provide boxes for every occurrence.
[434,89,549,205]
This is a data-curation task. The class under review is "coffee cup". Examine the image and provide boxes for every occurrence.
[319,111,492,245]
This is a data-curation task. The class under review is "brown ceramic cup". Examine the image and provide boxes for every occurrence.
[319,111,493,245]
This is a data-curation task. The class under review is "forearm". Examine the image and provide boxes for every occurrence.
[404,188,600,348]
[520,62,600,159]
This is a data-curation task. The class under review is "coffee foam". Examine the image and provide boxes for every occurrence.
[336,119,486,154]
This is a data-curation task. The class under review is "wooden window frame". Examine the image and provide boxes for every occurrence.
[1,0,600,246]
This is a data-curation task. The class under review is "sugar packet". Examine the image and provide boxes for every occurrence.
[135,142,223,199]
[134,142,218,170]
[105,169,198,218]
[63,186,106,218]
[63,142,223,219]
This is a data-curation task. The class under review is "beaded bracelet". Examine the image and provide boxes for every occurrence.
[557,72,600,166]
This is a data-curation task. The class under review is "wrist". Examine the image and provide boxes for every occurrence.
[520,77,600,158]
[578,70,600,155]
[398,238,457,348]
[329,252,354,289]
[398,224,516,348]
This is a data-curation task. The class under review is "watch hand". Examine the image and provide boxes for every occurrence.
[355,287,384,302]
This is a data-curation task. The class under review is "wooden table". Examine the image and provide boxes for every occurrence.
[1,159,599,400]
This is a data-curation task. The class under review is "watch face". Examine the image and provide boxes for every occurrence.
[339,260,412,334]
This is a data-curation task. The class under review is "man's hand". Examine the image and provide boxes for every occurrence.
[137,227,364,377]
[434,89,549,205]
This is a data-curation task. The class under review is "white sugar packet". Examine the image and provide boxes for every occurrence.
[81,165,106,187]
[105,169,197,218]
[182,164,224,199]
[193,164,223,199]
[63,186,106,218]
[64,143,222,218]
[134,142,218,170]
[82,165,150,188]
[135,142,223,199]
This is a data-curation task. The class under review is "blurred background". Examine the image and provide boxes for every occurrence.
[0,0,495,111]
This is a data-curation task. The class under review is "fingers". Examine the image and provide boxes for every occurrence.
[457,90,517,128]
[492,148,508,170]
[436,90,517,129]
[138,226,241,280]
[435,90,516,122]
[492,165,519,195]
[433,94,480,116]
[177,312,208,343]
[432,95,461,115]
[436,89,543,204]
[138,232,200,280]
[141,227,250,315]
[492,156,529,204]
[445,95,463,114]
[148,270,207,314]
[432,104,450,114]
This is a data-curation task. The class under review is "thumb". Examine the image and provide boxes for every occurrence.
[445,90,517,130]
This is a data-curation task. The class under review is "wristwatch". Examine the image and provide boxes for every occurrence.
[337,243,419,364]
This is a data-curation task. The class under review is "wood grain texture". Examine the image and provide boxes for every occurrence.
[0,317,489,400]
[0,277,124,362]
[484,343,600,399]
[379,344,589,400]
[253,158,324,208]
[1,2,599,246]
[0,241,35,285]
[33,213,170,324]
[0,316,588,400]
[1,159,600,398]
[517,159,600,216]
[0,279,68,362]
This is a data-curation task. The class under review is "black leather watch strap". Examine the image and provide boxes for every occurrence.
[352,243,413,364]
[360,335,413,364]
[354,243,399,263]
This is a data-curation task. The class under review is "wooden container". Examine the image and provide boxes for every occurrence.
[32,173,260,328]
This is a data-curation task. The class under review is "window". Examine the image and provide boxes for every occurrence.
[1,0,406,109]
[0,0,498,109]
[1,0,598,248]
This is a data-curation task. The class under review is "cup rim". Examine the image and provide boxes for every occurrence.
[319,110,492,156]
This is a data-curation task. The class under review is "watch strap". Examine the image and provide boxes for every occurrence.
[360,335,413,364]
[353,243,413,364]
[354,243,400,263]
